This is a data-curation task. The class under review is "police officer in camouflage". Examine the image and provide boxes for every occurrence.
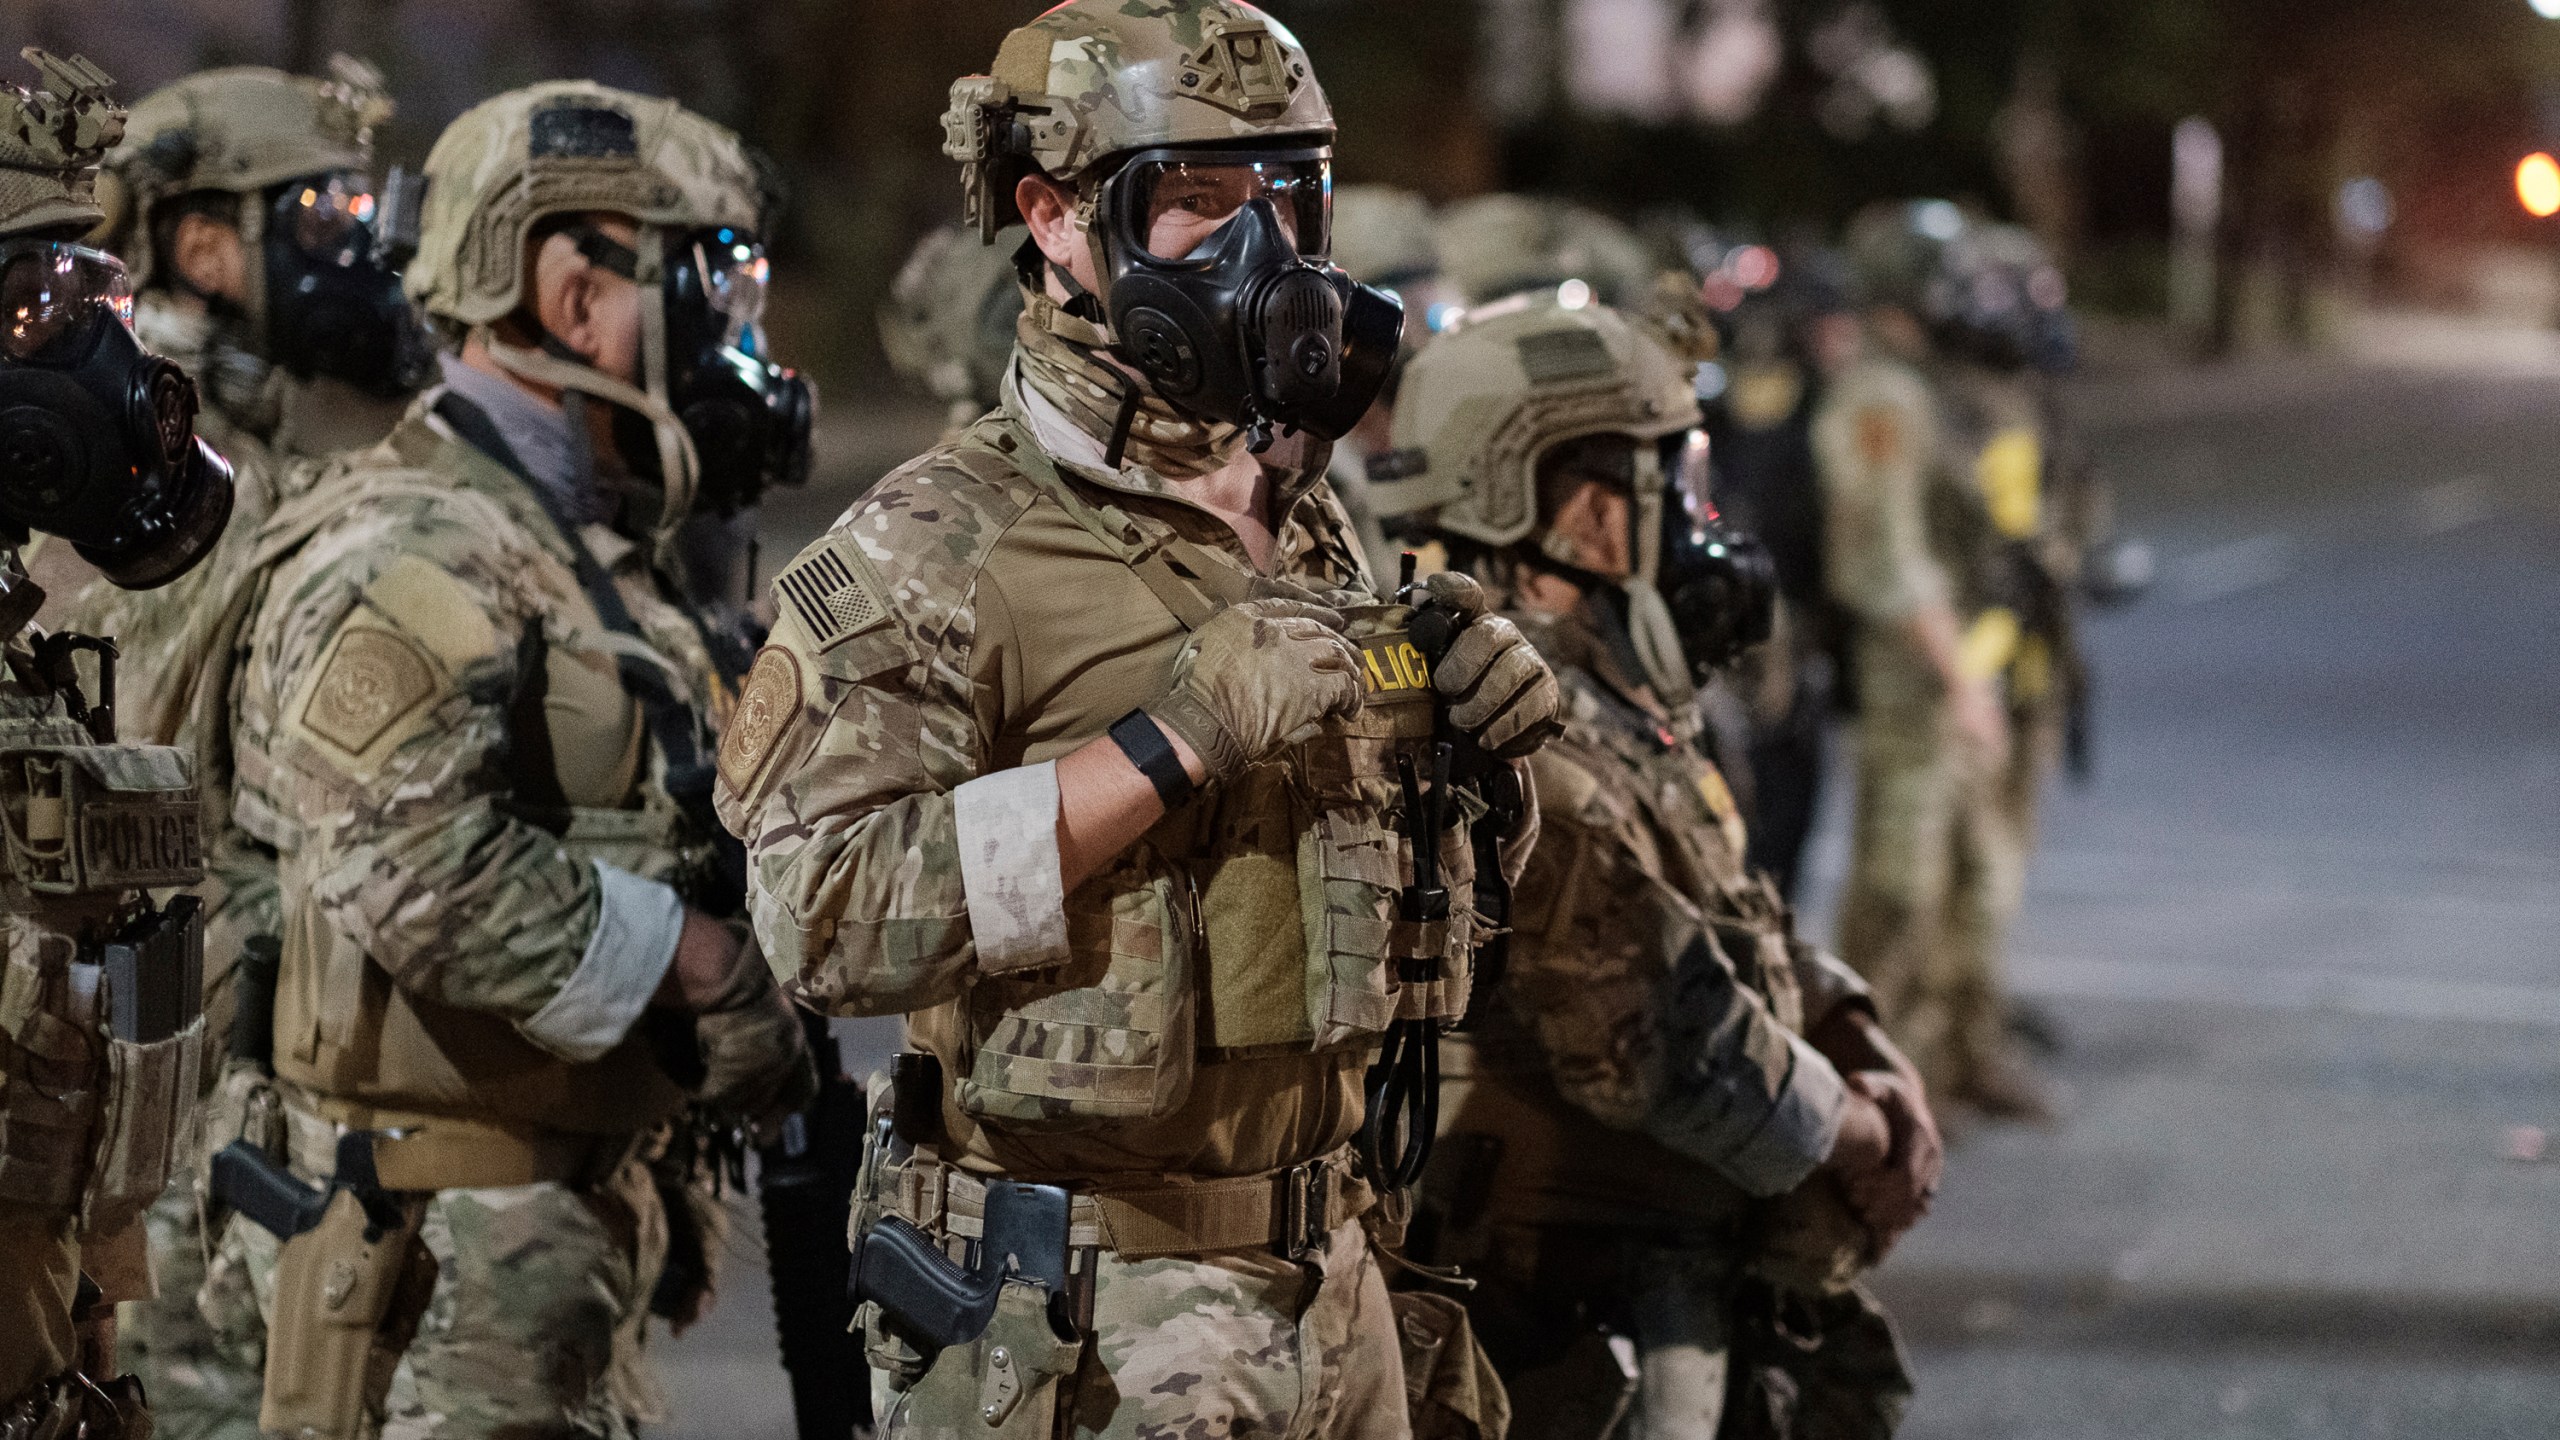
[46,61,431,1440]
[881,219,1029,444]
[0,47,239,1440]
[1815,201,2076,1121]
[1368,296,1941,1440]
[223,82,815,1440]
[717,4,1561,1436]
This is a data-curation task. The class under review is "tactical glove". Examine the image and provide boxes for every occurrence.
[688,940,820,1124]
[1148,597,1366,780]
[1417,572,1564,758]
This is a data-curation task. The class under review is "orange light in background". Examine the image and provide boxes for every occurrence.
[2518,153,2560,217]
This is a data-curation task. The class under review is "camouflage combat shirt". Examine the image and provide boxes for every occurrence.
[1444,593,1857,1231]
[716,368,1404,1186]
[232,389,730,1136]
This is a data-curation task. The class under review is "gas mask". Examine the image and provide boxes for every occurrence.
[1658,429,1775,678]
[0,241,233,589]
[661,227,813,517]
[1093,147,1402,446]
[263,171,434,397]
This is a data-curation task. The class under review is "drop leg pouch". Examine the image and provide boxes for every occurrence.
[259,1186,430,1440]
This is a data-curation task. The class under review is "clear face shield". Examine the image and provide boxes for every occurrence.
[663,227,813,516]
[1,241,133,362]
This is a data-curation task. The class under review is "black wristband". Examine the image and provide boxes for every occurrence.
[1109,709,1197,809]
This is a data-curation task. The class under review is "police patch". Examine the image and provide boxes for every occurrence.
[719,646,801,794]
[303,628,435,754]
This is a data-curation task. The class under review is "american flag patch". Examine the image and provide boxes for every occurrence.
[774,543,886,651]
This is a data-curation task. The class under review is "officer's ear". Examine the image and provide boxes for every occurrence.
[529,216,644,381]
[169,210,249,305]
[1016,173,1097,297]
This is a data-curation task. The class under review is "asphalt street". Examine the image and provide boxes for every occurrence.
[656,354,2560,1439]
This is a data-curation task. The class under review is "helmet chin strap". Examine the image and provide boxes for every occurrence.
[477,227,699,553]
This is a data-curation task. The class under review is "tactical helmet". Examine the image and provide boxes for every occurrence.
[406,80,767,326]
[1435,195,1659,309]
[96,57,389,289]
[1330,185,1439,291]
[0,49,123,238]
[0,50,237,591]
[1844,200,2071,371]
[1367,294,1698,549]
[942,0,1333,240]
[879,221,1026,418]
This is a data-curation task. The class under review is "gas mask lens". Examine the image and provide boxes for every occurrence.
[0,243,131,363]
[663,227,813,517]
[688,230,772,349]
[265,171,431,397]
[1127,155,1330,262]
[280,174,376,264]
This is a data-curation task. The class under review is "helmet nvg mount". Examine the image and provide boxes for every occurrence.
[940,0,1403,448]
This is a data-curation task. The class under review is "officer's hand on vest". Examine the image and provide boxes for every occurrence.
[1422,573,1563,758]
[1148,597,1365,780]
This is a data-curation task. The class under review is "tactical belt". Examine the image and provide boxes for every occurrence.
[282,1090,640,1192]
[890,1148,1373,1262]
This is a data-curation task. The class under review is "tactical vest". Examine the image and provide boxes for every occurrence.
[1439,665,1801,1233]
[262,422,716,1151]
[911,414,1481,1132]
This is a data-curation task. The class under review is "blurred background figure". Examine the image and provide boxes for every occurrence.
[878,219,1024,443]
[1816,199,2087,1122]
[1328,182,1452,583]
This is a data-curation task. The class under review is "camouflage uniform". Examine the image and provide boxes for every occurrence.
[724,326,1437,1440]
[0,50,215,1439]
[1813,344,2038,1102]
[33,65,415,1440]
[722,10,1551,1439]
[220,83,811,1440]
[1366,298,1911,1440]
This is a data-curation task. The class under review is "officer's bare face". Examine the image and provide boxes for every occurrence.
[531,216,645,385]
[1539,436,1640,582]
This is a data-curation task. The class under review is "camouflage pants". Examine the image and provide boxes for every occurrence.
[1833,674,2051,1098]
[0,1202,78,1400]
[877,1214,1410,1440]
[222,1112,670,1440]
[117,1183,266,1440]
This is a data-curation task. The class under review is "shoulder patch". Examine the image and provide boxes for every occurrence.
[719,646,803,795]
[302,626,437,755]
[773,541,889,653]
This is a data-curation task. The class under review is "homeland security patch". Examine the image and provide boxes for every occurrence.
[303,627,435,754]
[719,646,802,794]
